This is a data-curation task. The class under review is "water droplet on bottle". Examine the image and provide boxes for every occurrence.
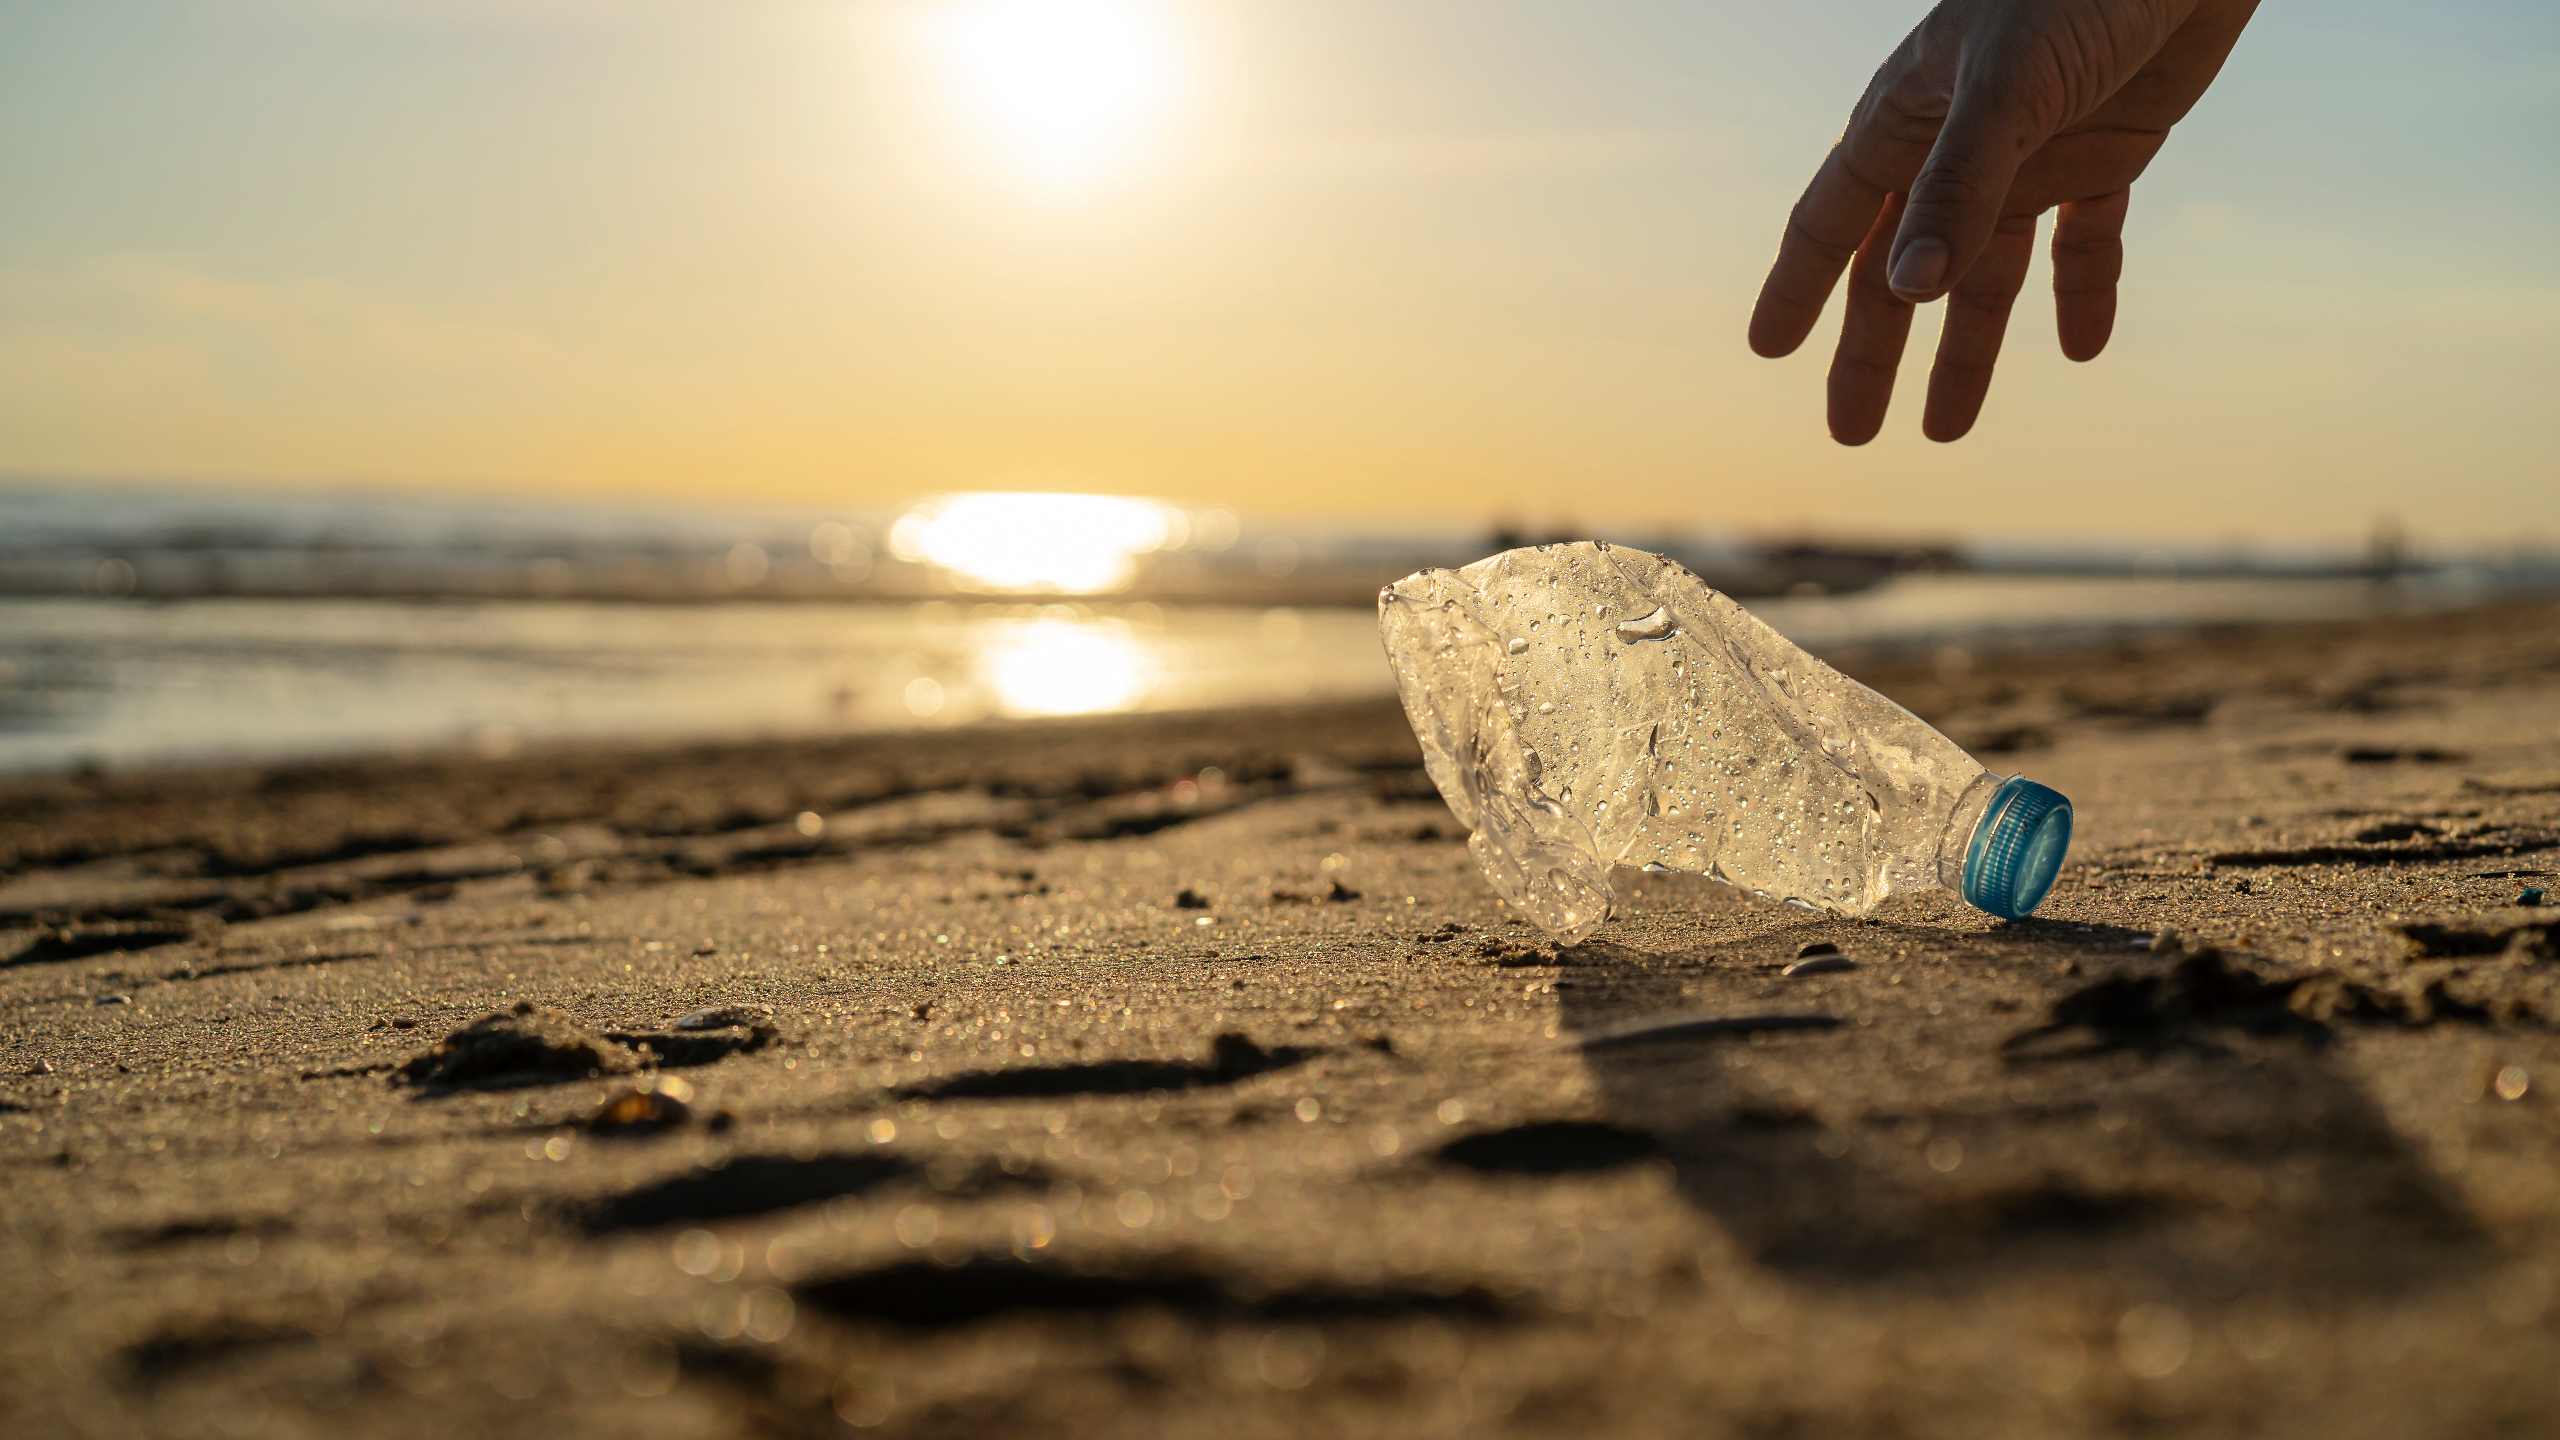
[1614,606,1675,643]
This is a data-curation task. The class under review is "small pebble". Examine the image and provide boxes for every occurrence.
[587,1076,697,1138]
[2520,888,2546,908]
[95,994,132,1006]
[1795,941,1841,960]
[1783,954,1857,978]
[29,1059,54,1075]
[1173,888,1211,910]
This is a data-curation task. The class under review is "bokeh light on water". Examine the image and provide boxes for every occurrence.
[979,617,1152,716]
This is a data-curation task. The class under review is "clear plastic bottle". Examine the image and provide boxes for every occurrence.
[1377,542,2071,943]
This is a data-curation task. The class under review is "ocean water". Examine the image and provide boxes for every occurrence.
[0,573,2510,776]
[3,481,2548,774]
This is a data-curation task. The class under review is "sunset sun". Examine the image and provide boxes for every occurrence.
[924,0,1183,190]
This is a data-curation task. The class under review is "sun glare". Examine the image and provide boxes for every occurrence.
[888,491,1181,592]
[924,0,1183,189]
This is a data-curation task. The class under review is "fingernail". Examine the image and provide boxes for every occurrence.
[1889,239,1948,299]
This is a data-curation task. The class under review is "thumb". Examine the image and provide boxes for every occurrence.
[1888,66,2041,302]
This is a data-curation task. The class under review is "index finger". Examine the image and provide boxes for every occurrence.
[1748,145,1891,359]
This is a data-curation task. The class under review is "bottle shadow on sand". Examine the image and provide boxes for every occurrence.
[1547,917,2487,1306]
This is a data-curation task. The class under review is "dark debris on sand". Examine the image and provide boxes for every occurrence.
[894,1031,1316,1102]
[1432,1119,1664,1177]
[120,1320,315,1389]
[2005,937,2540,1059]
[2342,745,2468,765]
[571,1152,1044,1233]
[2398,920,2558,961]
[792,1253,1517,1332]
[395,1003,638,1093]
[572,1152,922,1233]
[5,924,196,969]
[606,1012,779,1069]
[1266,879,1365,905]
[395,1001,784,1094]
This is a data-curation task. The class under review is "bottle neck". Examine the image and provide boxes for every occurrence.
[1934,770,2004,892]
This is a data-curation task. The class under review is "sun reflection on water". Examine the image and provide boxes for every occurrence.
[888,492,1182,594]
[979,617,1152,715]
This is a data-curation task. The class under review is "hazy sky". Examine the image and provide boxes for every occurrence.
[3,0,2554,542]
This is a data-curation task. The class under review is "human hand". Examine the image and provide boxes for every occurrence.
[1748,0,2260,444]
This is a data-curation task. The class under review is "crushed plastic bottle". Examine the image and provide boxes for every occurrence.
[1378,542,2071,943]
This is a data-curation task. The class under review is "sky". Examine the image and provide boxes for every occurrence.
[2,0,2554,544]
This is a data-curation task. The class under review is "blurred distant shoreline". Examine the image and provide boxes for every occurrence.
[7,478,2554,611]
[9,479,2558,778]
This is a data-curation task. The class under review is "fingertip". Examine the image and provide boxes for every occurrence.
[1827,367,1893,446]
[1886,237,1950,303]
[2059,314,2115,363]
[1922,411,1976,445]
[1747,309,1810,360]
[1827,416,1882,447]
[1827,362,1898,448]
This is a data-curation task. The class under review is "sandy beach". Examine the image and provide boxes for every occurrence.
[7,599,2560,1439]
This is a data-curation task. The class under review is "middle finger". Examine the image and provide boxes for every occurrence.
[1922,214,2038,443]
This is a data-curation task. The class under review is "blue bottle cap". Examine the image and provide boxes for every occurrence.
[1961,776,2073,920]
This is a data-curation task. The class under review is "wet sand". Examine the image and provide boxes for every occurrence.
[6,600,2560,1438]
